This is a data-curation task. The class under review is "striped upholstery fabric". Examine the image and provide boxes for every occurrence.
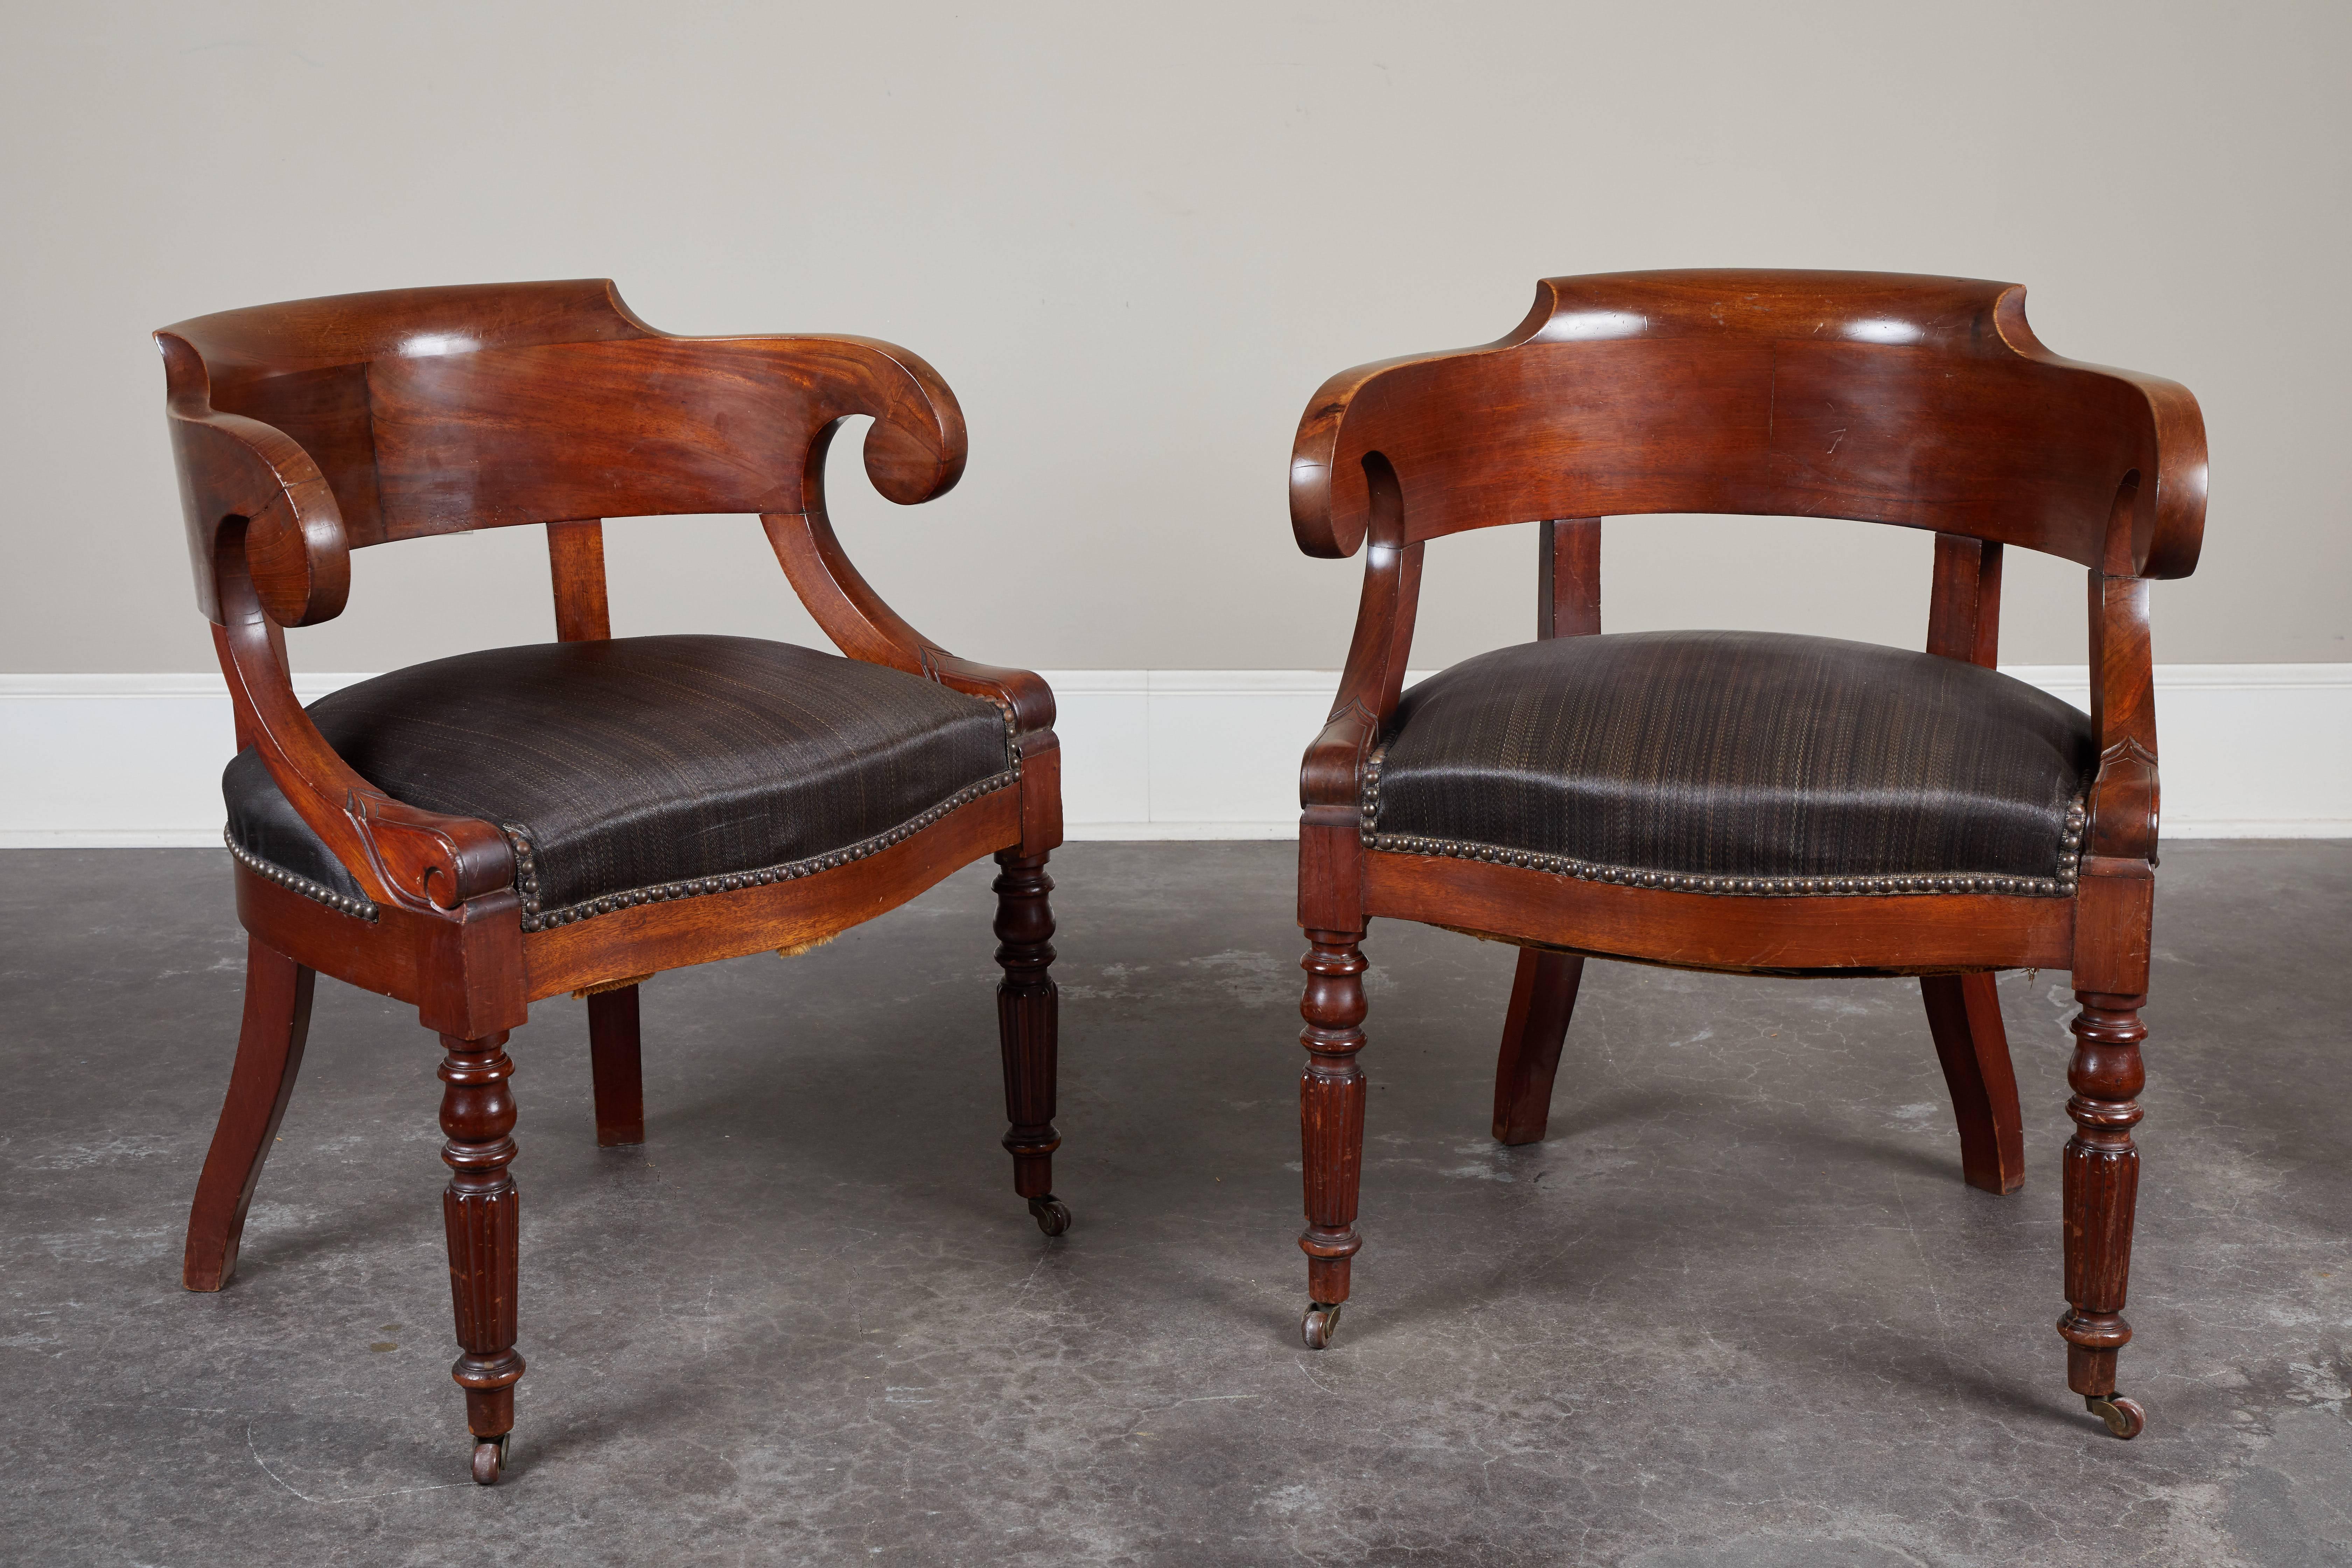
[225,635,1015,919]
[1369,630,2095,885]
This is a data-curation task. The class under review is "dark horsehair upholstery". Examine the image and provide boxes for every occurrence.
[1365,631,2095,896]
[224,635,1017,930]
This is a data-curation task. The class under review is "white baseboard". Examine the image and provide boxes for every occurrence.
[2,664,2346,847]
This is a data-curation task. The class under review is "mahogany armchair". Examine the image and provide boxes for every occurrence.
[1287,270,2205,1439]
[158,281,1066,1484]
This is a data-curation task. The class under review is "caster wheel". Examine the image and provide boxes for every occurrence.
[1029,1195,1071,1237]
[471,1434,509,1485]
[1301,1301,1343,1350]
[2086,1394,2146,1440]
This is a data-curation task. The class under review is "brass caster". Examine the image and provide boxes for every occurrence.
[471,1433,509,1485]
[1301,1301,1343,1350]
[2086,1393,2146,1440]
[1029,1195,1071,1237]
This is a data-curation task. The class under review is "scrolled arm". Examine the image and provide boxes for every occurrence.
[1290,281,1578,560]
[759,407,1052,735]
[1301,457,1422,814]
[740,332,968,510]
[157,331,351,627]
[1290,352,1451,561]
[826,334,968,506]
[1988,293,2208,582]
[211,527,512,913]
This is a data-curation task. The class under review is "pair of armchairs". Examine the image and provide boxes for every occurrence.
[159,271,2202,1482]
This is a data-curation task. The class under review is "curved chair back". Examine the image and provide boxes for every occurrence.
[1290,269,2205,580]
[156,280,965,625]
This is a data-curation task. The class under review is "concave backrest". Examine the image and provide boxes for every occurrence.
[157,281,965,606]
[1292,270,2205,578]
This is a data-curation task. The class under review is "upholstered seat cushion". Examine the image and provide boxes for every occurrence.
[1366,631,2095,894]
[225,635,1016,926]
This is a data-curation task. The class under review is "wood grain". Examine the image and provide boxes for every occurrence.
[181,938,315,1290]
[1365,850,2075,975]
[1291,270,2206,579]
[1289,271,2200,1412]
[158,279,1059,1478]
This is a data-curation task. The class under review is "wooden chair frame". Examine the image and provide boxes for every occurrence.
[1286,270,2206,1440]
[158,281,1064,1483]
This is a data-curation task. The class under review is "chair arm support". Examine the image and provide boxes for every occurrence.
[2084,573,2160,863]
[1291,278,1617,560]
[1301,482,1424,813]
[156,332,350,627]
[759,505,1054,734]
[1302,710,1379,816]
[1989,296,2208,582]
[212,536,512,913]
[929,655,1057,735]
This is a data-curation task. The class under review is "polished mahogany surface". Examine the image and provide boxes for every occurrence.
[1291,269,2205,579]
[159,281,1064,1483]
[1286,270,2202,1445]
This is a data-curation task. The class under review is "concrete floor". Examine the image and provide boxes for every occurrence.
[1,841,2347,1566]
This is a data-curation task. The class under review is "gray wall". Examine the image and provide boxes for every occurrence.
[5,1,2344,676]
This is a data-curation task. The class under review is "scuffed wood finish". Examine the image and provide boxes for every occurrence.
[159,281,1061,1482]
[1920,973,2026,1195]
[1539,518,1601,639]
[1288,271,2203,1434]
[183,938,315,1290]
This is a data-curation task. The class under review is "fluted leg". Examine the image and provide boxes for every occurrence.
[586,986,644,1147]
[1492,948,1584,1146]
[1920,972,2026,1194]
[2058,992,2147,1438]
[183,938,316,1290]
[1298,931,1368,1348]
[439,1030,524,1482]
[994,851,1066,1236]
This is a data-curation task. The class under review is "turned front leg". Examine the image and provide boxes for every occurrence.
[2058,992,2147,1437]
[994,851,1066,1235]
[1298,931,1368,1348]
[439,1031,524,1482]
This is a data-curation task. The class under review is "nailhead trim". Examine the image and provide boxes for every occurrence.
[222,830,380,922]
[1001,701,1024,780]
[220,700,1030,934]
[510,769,1020,934]
[1361,764,2089,899]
